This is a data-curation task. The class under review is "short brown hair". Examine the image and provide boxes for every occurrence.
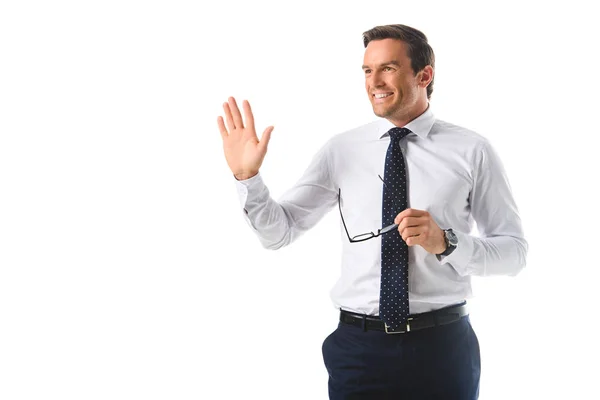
[363,24,435,100]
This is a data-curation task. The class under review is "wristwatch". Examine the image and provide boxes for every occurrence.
[437,228,458,257]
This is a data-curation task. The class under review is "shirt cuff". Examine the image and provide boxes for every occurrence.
[234,172,263,207]
[233,172,265,230]
[435,229,475,276]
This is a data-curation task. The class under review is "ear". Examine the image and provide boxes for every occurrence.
[417,65,434,88]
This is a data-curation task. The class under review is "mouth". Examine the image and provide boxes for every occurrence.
[372,92,394,103]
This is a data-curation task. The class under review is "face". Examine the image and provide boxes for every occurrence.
[362,38,431,124]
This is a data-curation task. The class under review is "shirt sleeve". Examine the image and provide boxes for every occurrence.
[233,140,339,250]
[436,139,529,276]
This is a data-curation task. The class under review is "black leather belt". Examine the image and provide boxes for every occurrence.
[339,302,468,334]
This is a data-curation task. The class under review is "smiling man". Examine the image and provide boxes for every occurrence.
[217,24,528,399]
[363,38,433,127]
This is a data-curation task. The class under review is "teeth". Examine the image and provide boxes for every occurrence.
[375,93,392,99]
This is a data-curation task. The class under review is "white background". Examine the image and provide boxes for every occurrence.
[1,1,599,399]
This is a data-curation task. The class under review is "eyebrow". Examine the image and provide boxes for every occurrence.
[362,60,401,70]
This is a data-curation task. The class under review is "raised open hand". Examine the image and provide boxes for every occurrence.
[217,97,274,180]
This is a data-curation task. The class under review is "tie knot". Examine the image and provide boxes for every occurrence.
[388,127,411,143]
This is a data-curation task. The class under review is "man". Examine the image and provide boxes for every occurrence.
[217,24,527,400]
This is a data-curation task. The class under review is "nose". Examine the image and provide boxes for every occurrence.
[368,70,385,88]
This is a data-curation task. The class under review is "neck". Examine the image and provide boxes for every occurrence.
[387,100,429,127]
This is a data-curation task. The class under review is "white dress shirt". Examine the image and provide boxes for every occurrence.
[234,105,528,315]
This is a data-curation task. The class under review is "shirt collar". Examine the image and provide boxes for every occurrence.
[376,103,435,140]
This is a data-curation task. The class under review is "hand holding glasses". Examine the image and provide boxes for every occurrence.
[338,175,401,243]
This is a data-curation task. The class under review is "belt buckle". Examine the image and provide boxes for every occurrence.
[384,317,413,334]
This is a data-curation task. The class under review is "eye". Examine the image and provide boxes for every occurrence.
[383,66,393,72]
[364,69,372,74]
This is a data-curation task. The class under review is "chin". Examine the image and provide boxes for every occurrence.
[372,105,391,119]
[373,109,386,118]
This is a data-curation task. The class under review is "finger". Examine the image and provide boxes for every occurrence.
[223,102,236,132]
[399,224,419,236]
[400,227,421,243]
[394,208,425,224]
[242,100,255,133]
[397,216,422,229]
[394,210,408,225]
[217,116,228,139]
[228,97,244,130]
[258,126,274,152]
[405,234,421,246]
[394,208,429,225]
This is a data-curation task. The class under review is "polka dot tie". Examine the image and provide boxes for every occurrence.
[380,127,411,331]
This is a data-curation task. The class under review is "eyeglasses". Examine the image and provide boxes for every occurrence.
[338,176,399,243]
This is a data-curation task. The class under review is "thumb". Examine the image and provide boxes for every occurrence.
[258,126,274,152]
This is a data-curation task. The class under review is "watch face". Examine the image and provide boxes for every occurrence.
[446,230,458,246]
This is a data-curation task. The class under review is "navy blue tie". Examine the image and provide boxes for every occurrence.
[380,127,411,331]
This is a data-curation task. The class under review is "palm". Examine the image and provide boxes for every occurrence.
[217,97,274,179]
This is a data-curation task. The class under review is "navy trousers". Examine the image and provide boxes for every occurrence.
[322,315,481,400]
